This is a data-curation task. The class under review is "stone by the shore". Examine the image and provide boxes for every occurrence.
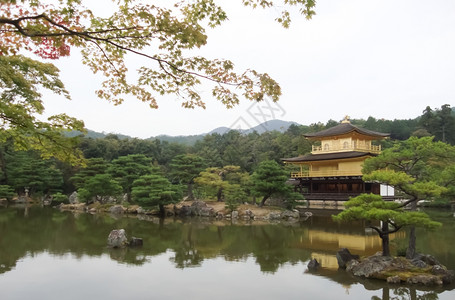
[387,275,401,284]
[59,200,303,224]
[267,212,282,220]
[281,209,300,220]
[68,191,79,204]
[244,209,254,220]
[109,205,124,214]
[59,203,86,211]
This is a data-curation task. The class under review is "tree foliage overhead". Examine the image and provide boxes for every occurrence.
[0,0,317,164]
[0,0,316,109]
[0,55,84,163]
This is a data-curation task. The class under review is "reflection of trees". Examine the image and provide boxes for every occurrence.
[108,248,150,265]
[251,226,311,273]
[172,247,203,268]
[0,207,171,272]
[372,287,439,300]
[0,208,314,274]
[0,207,381,274]
[170,224,203,268]
[1,205,453,295]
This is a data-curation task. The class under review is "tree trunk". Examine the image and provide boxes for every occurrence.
[381,221,390,256]
[251,195,256,205]
[187,182,194,200]
[406,200,418,258]
[0,146,8,184]
[259,195,270,207]
[406,226,416,259]
[217,187,223,202]
[159,204,165,216]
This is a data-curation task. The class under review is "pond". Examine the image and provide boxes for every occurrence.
[0,205,454,300]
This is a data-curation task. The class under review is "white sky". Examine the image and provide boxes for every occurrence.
[41,0,455,138]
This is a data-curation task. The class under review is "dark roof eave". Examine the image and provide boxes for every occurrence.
[282,151,376,163]
[303,123,390,139]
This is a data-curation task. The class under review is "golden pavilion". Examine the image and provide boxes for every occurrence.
[282,116,391,201]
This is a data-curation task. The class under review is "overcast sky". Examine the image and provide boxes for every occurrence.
[41,0,455,138]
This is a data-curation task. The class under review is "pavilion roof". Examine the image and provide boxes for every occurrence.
[304,122,390,140]
[282,151,375,163]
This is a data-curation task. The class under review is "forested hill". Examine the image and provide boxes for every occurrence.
[66,129,132,140]
[73,105,454,146]
[66,120,299,146]
[1,104,453,196]
[151,119,299,145]
[70,104,454,170]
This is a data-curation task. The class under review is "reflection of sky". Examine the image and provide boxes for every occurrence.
[1,251,453,300]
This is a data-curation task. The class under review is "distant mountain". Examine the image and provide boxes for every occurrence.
[71,119,300,145]
[208,120,298,135]
[207,127,232,135]
[245,119,299,134]
[65,129,132,140]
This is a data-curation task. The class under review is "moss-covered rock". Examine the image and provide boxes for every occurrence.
[346,253,454,286]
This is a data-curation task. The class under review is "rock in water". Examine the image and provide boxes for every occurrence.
[107,229,128,248]
[129,237,143,247]
[349,255,393,278]
[344,254,455,286]
[336,248,359,269]
[307,259,320,271]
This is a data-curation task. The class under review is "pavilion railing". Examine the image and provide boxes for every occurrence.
[290,170,363,178]
[311,144,381,154]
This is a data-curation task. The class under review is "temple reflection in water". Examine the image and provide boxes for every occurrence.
[293,213,406,269]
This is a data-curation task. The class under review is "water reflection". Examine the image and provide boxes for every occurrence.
[372,287,439,300]
[1,206,454,299]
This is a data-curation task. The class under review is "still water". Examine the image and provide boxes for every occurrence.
[0,206,454,300]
